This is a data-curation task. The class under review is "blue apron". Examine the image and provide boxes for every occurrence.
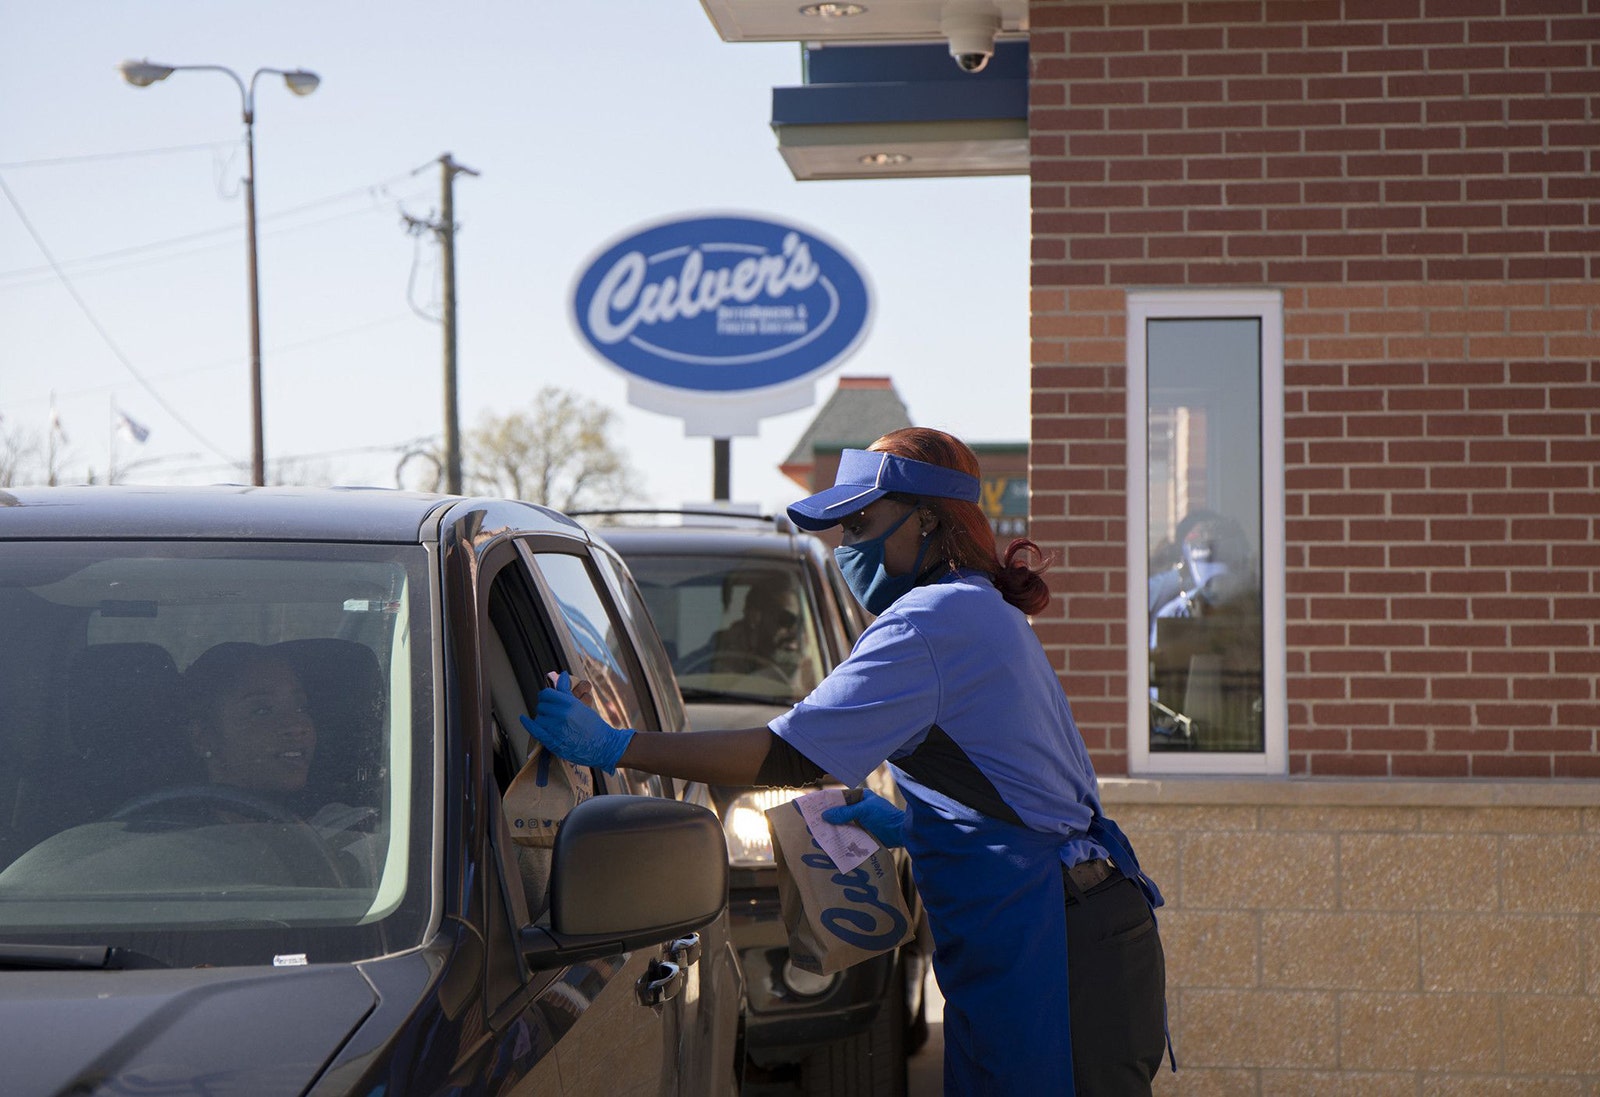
[896,774,1169,1096]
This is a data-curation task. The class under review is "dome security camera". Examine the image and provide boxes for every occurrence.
[941,7,1000,74]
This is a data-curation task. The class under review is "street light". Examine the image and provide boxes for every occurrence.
[118,58,320,486]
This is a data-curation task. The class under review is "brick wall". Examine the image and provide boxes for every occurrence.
[1027,0,1600,776]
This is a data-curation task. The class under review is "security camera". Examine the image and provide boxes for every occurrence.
[942,7,999,74]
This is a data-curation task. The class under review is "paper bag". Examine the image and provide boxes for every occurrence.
[504,745,594,848]
[765,798,915,976]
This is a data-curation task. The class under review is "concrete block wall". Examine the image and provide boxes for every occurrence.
[1104,778,1600,1092]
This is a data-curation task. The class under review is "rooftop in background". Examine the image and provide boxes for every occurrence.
[780,376,913,488]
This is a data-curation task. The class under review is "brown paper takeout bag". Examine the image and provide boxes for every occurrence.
[765,798,915,976]
[505,745,594,848]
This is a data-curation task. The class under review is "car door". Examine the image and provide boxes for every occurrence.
[528,546,745,1097]
[587,541,746,1097]
[469,540,680,1097]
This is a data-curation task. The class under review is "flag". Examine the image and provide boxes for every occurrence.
[49,407,68,444]
[116,409,151,445]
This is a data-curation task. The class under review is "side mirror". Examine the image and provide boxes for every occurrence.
[521,795,728,969]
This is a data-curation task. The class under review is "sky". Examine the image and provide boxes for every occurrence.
[0,1,1030,515]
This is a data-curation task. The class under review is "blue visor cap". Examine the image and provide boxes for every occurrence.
[786,449,982,531]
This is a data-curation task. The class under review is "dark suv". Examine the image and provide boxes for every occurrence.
[0,486,742,1096]
[581,510,930,1097]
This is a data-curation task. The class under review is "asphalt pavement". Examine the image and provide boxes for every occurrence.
[906,977,944,1095]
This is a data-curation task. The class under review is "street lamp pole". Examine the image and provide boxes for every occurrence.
[241,87,265,486]
[118,59,319,486]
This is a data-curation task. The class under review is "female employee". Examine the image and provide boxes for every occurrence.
[524,427,1172,1095]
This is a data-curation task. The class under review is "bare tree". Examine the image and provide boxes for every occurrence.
[269,456,340,487]
[463,386,640,510]
[0,423,47,487]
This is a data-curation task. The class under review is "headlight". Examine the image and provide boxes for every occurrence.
[722,788,805,866]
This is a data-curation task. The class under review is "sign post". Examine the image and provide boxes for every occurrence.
[572,212,873,500]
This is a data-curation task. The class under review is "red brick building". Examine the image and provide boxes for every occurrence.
[1027,1,1599,784]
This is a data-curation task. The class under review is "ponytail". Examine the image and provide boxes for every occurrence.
[870,427,1053,615]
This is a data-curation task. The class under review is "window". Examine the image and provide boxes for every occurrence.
[620,554,829,705]
[532,551,649,734]
[1126,291,1285,775]
[0,542,434,966]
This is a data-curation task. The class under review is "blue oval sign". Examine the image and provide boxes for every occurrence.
[571,213,872,393]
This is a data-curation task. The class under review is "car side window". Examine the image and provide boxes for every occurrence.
[530,550,666,798]
[591,546,687,735]
[529,551,652,734]
[481,558,568,989]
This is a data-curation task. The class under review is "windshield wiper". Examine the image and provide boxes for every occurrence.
[0,942,169,970]
[678,686,795,705]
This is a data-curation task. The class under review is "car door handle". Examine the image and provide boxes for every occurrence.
[667,933,701,967]
[637,959,683,1007]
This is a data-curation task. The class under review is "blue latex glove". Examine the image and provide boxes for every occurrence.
[821,788,907,849]
[519,672,634,774]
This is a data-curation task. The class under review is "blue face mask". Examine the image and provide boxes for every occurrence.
[834,507,932,615]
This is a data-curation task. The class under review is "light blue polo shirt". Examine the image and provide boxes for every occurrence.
[769,570,1108,865]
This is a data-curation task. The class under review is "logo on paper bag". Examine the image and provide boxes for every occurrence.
[801,844,909,951]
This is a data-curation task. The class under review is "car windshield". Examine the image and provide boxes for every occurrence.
[0,541,435,968]
[623,554,827,705]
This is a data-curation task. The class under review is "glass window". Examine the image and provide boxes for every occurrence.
[590,546,687,736]
[531,552,648,734]
[1127,292,1285,775]
[0,541,435,966]
[618,554,829,706]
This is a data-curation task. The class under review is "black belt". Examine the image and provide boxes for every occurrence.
[1063,857,1118,900]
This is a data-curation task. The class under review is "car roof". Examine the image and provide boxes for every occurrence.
[0,485,584,544]
[588,521,812,562]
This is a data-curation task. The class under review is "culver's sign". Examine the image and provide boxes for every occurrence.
[572,213,872,435]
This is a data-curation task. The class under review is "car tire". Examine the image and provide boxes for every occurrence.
[799,957,907,1097]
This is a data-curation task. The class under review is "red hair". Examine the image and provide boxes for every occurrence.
[869,427,1052,615]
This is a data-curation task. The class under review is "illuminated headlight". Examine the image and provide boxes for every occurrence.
[723,788,805,866]
[781,959,838,997]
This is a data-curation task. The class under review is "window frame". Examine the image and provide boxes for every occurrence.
[1125,289,1286,776]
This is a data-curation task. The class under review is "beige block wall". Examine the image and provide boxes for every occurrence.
[1102,778,1600,1094]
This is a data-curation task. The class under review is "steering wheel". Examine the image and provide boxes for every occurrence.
[109,785,348,887]
[111,784,302,823]
[678,647,791,681]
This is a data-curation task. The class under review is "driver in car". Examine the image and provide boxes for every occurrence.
[688,575,814,691]
[180,643,381,881]
[186,643,317,796]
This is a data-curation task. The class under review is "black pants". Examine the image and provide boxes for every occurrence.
[1066,874,1169,1095]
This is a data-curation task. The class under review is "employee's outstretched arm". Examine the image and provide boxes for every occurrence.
[521,672,787,787]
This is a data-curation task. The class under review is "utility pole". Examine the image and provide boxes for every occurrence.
[713,438,730,500]
[405,153,479,495]
[438,154,478,494]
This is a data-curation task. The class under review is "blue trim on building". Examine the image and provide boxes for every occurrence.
[771,41,1028,128]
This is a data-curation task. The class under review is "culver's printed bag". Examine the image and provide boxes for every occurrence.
[765,798,915,976]
[504,745,594,848]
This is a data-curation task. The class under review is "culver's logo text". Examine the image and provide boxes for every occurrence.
[572,214,872,395]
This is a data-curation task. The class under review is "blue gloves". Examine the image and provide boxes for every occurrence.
[822,788,907,849]
[519,672,634,774]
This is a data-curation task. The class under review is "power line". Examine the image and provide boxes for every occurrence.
[0,201,429,291]
[0,169,239,467]
[0,141,236,170]
[119,435,441,482]
[0,173,432,286]
[4,313,416,408]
